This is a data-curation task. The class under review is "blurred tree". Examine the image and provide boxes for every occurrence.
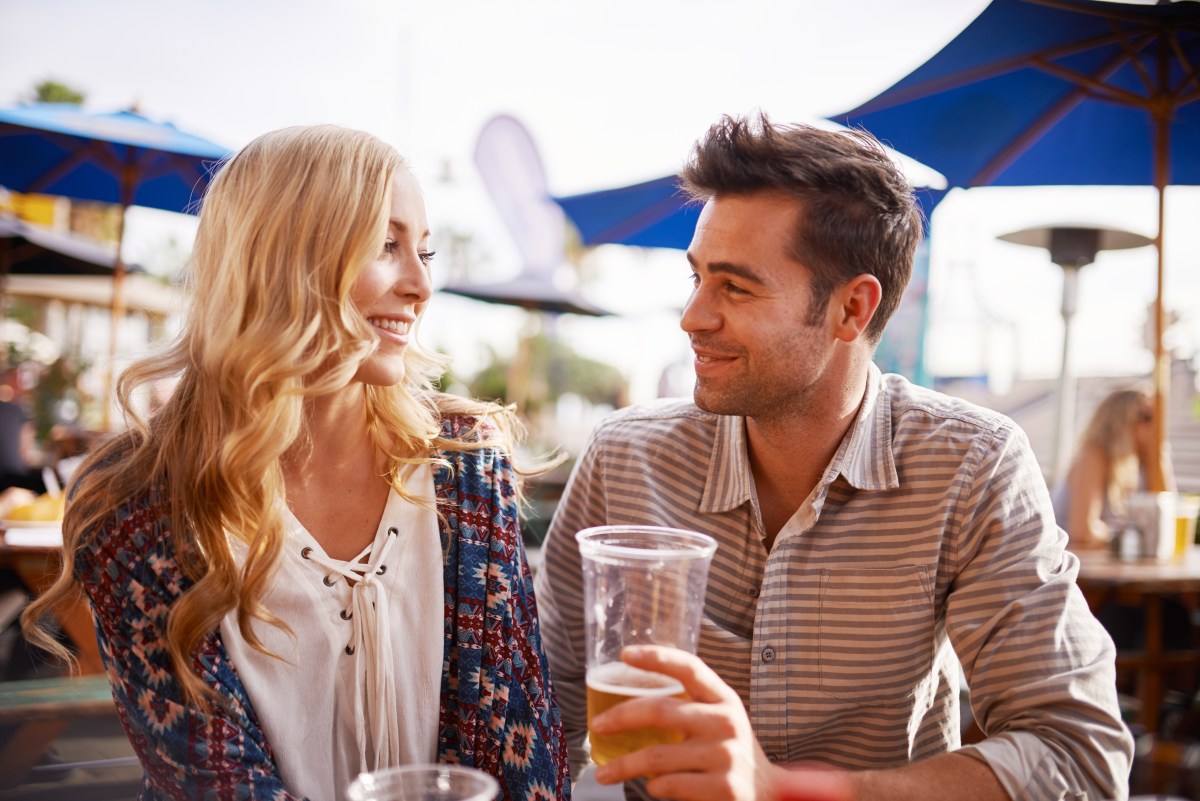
[31,80,85,104]
[469,331,625,414]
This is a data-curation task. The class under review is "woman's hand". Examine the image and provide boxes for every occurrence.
[590,644,787,801]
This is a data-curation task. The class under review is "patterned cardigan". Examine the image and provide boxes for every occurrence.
[76,416,571,801]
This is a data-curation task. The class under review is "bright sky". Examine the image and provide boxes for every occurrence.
[2,0,1197,414]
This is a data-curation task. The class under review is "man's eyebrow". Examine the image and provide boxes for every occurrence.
[686,252,766,285]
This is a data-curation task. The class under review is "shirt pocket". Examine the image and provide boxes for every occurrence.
[817,566,935,706]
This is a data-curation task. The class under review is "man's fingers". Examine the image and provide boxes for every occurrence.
[620,644,731,705]
[594,740,734,786]
[591,691,739,742]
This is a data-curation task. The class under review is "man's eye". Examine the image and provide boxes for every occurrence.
[688,272,700,286]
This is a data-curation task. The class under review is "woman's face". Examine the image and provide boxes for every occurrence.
[349,169,434,387]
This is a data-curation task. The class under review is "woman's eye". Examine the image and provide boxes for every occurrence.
[381,240,397,255]
[419,250,437,266]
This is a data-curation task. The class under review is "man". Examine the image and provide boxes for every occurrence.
[534,114,1132,801]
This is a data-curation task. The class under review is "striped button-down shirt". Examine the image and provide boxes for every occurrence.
[535,364,1132,801]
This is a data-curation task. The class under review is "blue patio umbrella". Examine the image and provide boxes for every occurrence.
[0,103,231,424]
[830,0,1200,489]
[554,175,704,250]
[553,169,947,252]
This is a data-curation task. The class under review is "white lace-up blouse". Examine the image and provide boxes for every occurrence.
[220,464,442,801]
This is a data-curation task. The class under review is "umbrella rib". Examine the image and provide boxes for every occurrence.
[848,29,1144,115]
[1168,31,1200,97]
[1026,0,1186,28]
[1033,56,1154,109]
[973,49,1132,185]
[24,137,123,195]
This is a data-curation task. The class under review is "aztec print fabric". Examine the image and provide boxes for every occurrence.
[76,415,570,801]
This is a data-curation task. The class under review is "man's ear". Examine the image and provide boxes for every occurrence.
[832,274,882,343]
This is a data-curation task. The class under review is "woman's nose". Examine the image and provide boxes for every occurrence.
[396,254,433,302]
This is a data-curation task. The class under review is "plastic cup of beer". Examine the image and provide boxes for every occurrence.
[576,525,718,766]
[345,765,499,801]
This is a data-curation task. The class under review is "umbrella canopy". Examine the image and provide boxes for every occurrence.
[0,103,229,212]
[554,175,948,251]
[555,176,704,250]
[0,216,145,277]
[830,0,1200,490]
[0,103,230,427]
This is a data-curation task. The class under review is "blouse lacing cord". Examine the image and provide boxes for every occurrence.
[300,527,401,772]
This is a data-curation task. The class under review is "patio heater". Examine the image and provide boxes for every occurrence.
[997,224,1153,483]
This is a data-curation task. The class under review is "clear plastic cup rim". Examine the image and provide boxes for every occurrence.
[575,525,718,561]
[346,764,499,801]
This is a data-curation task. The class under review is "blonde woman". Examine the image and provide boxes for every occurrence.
[1052,387,1174,549]
[22,126,570,801]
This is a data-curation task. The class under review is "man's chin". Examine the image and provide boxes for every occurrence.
[693,385,742,417]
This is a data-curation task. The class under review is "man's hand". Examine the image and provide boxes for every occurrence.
[590,645,786,801]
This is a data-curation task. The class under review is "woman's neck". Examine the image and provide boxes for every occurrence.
[286,386,377,485]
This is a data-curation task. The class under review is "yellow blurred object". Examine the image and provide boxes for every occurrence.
[6,493,66,522]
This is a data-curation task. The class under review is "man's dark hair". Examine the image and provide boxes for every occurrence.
[679,113,923,342]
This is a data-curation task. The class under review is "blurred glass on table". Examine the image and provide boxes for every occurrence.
[345,765,498,801]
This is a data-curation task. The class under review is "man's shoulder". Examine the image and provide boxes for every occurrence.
[880,372,1016,437]
[594,398,720,434]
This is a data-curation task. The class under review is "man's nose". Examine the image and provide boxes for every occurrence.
[681,290,718,333]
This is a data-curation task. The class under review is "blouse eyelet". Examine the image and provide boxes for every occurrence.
[340,609,353,620]
[300,547,312,559]
[376,565,387,575]
[323,574,337,587]
[345,644,355,655]
[388,527,399,536]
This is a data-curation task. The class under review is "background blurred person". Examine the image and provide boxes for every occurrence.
[1052,386,1175,550]
[0,367,46,503]
[22,125,569,801]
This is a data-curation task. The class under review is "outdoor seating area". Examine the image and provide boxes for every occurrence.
[2,1,1200,800]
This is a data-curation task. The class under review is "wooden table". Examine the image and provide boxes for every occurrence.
[0,526,103,674]
[1076,550,1200,733]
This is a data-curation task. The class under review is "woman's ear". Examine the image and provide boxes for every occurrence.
[832,274,882,343]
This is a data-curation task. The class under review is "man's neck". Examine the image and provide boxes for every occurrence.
[745,366,869,548]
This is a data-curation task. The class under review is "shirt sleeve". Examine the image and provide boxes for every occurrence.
[533,425,611,781]
[78,517,303,801]
[945,421,1133,800]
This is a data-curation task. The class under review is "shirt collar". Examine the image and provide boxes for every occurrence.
[699,362,900,514]
[835,362,900,492]
[700,413,755,514]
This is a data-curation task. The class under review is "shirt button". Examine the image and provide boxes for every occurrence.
[761,647,776,663]
[747,585,760,598]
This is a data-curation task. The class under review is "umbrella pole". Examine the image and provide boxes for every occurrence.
[103,203,129,432]
[1148,79,1170,492]
[1149,178,1168,492]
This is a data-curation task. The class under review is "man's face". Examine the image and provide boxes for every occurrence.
[681,191,835,420]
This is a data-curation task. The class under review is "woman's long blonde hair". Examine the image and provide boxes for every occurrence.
[1077,387,1153,515]
[23,125,524,702]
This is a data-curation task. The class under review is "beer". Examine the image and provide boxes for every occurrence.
[586,662,687,766]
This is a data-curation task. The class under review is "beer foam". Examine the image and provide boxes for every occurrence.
[586,662,685,697]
